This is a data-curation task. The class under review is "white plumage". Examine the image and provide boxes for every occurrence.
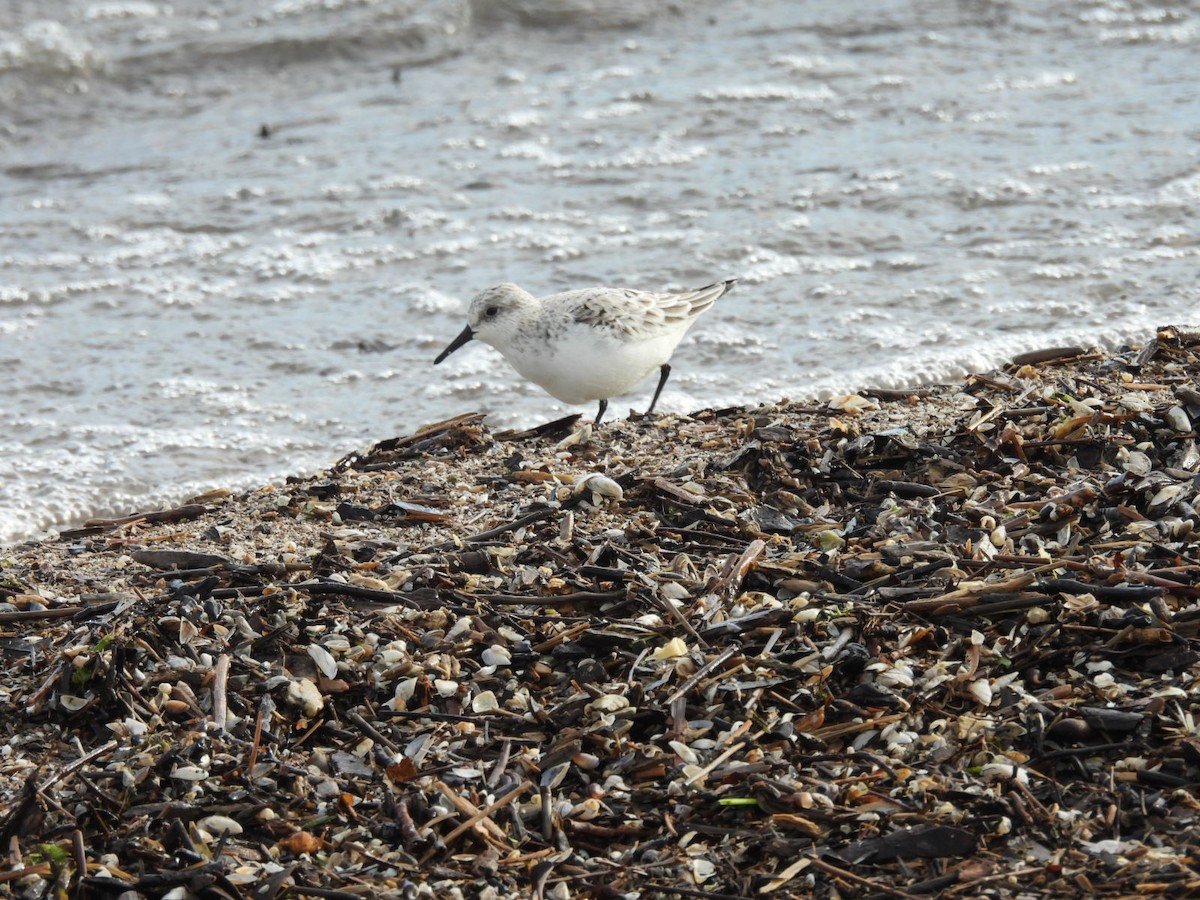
[435,279,735,424]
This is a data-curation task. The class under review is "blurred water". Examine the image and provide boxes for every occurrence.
[1,0,1198,545]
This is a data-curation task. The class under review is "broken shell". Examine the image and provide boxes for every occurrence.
[587,693,630,713]
[967,678,994,707]
[814,530,845,551]
[980,761,1030,784]
[575,473,624,502]
[556,423,593,449]
[285,678,324,718]
[571,752,601,770]
[568,797,605,820]
[198,815,243,836]
[471,690,499,712]
[659,581,691,601]
[307,644,338,679]
[1121,450,1153,475]
[481,645,512,667]
[1165,406,1192,433]
[669,740,700,765]
[650,637,689,660]
[689,858,717,884]
[828,394,880,415]
[1147,483,1187,516]
[170,765,209,782]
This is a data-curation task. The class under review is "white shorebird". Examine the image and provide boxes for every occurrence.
[434,279,735,424]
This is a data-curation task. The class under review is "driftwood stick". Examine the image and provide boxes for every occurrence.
[210,653,229,731]
[441,778,532,848]
[39,740,119,793]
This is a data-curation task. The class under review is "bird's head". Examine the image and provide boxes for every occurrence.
[434,283,535,363]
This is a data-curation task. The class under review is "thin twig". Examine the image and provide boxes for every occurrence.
[39,740,119,793]
[808,855,919,899]
[431,780,510,842]
[666,643,742,706]
[441,778,532,848]
[345,709,399,754]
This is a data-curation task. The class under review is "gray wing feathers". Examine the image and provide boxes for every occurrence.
[567,279,734,337]
[670,279,736,319]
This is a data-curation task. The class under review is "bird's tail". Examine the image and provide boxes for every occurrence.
[678,278,736,316]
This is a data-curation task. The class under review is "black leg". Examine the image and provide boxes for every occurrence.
[646,363,671,416]
[594,398,608,425]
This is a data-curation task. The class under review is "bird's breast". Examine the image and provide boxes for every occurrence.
[502,326,684,404]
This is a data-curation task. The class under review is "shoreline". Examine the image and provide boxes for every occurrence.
[0,329,1156,555]
[3,327,1200,897]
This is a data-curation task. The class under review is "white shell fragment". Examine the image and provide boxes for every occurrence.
[967,678,994,707]
[828,394,880,415]
[576,473,624,502]
[1165,406,1191,433]
[285,678,324,718]
[650,637,689,660]
[669,740,700,765]
[1122,449,1153,475]
[689,858,717,884]
[482,645,512,667]
[198,815,244,836]
[659,581,691,601]
[170,765,209,782]
[307,644,339,679]
[556,423,593,449]
[471,690,500,712]
[980,761,1031,784]
[587,693,630,713]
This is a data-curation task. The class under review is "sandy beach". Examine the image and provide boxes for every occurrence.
[2,328,1200,898]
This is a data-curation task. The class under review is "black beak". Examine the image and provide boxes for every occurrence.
[434,325,474,364]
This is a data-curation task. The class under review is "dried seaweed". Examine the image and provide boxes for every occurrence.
[3,327,1200,898]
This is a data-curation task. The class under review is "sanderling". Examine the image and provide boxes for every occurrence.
[434,279,735,424]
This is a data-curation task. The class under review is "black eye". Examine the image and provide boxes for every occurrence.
[485,305,499,317]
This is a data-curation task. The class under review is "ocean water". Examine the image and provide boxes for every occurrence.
[2,0,1198,545]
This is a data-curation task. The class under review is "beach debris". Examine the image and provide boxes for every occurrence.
[3,328,1200,897]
